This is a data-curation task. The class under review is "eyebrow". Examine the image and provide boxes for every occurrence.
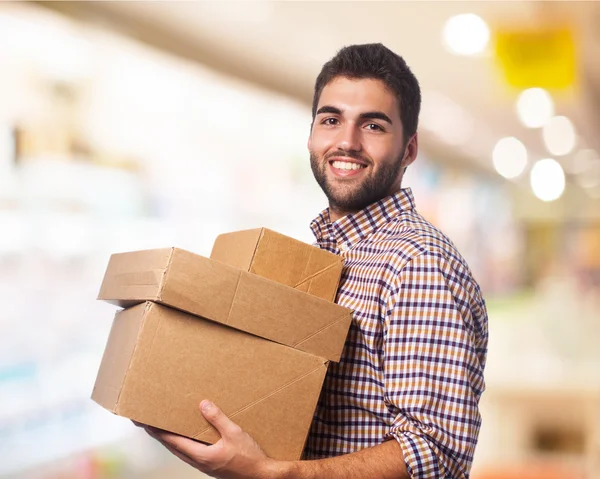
[316,105,342,116]
[359,111,393,125]
[315,105,393,125]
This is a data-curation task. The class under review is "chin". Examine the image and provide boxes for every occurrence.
[326,188,359,206]
[328,195,367,213]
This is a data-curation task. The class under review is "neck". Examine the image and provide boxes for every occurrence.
[328,207,353,223]
[328,185,404,223]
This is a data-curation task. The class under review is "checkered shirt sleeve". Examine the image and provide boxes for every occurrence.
[383,250,486,479]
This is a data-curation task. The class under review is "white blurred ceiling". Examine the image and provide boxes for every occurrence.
[35,1,600,189]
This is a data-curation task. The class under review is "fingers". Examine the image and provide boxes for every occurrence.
[144,427,198,468]
[131,401,239,470]
[200,400,240,438]
[144,426,219,470]
[146,426,213,459]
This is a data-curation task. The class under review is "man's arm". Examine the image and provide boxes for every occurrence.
[141,400,410,479]
[379,250,488,479]
[276,439,409,479]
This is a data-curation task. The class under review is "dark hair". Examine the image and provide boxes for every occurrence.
[312,43,421,140]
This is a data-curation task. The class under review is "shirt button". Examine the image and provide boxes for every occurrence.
[339,243,349,252]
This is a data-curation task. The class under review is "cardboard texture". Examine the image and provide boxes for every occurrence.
[210,228,344,302]
[98,247,352,362]
[92,302,329,461]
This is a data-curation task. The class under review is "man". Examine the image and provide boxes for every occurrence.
[141,43,488,479]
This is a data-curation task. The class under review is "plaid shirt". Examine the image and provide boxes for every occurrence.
[303,188,488,479]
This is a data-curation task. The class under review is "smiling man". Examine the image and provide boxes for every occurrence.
[309,75,415,222]
[142,43,488,479]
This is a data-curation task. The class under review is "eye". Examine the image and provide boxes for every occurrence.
[321,117,339,126]
[365,123,384,132]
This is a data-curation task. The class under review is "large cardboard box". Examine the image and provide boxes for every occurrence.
[98,247,352,362]
[210,228,344,302]
[92,302,328,461]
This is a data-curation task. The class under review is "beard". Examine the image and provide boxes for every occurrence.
[310,148,405,214]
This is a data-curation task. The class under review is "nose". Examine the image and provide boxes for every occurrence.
[335,123,362,153]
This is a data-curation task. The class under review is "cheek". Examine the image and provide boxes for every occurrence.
[367,140,400,165]
[309,130,335,154]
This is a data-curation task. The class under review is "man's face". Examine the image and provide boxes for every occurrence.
[309,76,416,218]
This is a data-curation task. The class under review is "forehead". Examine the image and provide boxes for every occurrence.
[317,76,400,119]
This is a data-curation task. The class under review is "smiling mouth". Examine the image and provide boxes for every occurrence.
[327,158,368,179]
[330,160,367,171]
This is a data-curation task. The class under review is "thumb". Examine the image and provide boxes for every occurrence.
[200,400,239,438]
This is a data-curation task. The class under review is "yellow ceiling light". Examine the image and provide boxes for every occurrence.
[495,27,576,90]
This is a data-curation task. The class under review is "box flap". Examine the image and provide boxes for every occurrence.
[254,229,344,302]
[224,272,352,362]
[98,248,173,305]
[210,228,344,302]
[91,302,150,410]
[210,228,263,271]
[293,261,344,302]
[112,303,328,461]
[162,248,242,320]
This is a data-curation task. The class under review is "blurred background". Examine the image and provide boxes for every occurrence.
[0,1,599,478]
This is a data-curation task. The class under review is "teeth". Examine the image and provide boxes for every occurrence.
[332,161,365,170]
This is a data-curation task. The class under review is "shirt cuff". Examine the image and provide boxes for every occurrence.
[385,428,446,479]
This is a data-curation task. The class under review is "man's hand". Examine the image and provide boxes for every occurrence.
[138,400,281,479]
[136,400,409,479]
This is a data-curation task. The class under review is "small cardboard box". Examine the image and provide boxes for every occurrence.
[98,247,352,362]
[92,302,328,461]
[210,228,344,302]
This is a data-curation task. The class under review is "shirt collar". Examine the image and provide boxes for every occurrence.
[310,188,416,249]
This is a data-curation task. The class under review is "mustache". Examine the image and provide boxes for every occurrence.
[323,150,371,164]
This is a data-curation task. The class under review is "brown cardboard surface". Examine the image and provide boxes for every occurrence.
[98,247,352,362]
[92,302,328,461]
[210,228,344,302]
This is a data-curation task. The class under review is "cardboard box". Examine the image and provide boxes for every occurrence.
[210,228,344,302]
[98,247,352,362]
[92,302,328,461]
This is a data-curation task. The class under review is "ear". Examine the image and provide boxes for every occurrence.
[402,133,419,168]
